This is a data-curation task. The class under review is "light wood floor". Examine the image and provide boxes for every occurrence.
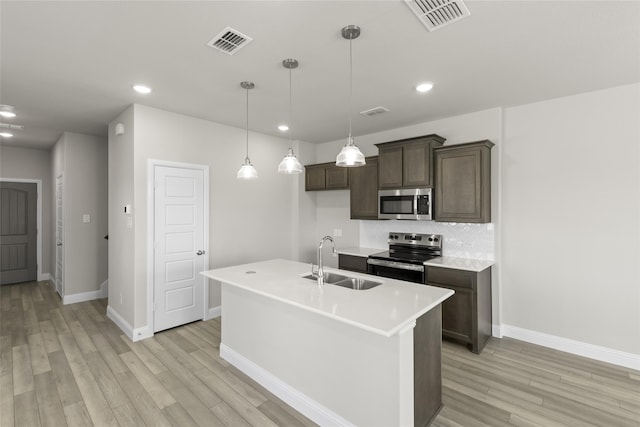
[1,281,639,426]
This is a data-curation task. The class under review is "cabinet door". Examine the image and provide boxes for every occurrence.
[377,145,403,189]
[338,254,368,273]
[441,287,474,344]
[349,157,378,219]
[403,140,432,188]
[305,165,326,191]
[325,166,349,189]
[434,141,493,223]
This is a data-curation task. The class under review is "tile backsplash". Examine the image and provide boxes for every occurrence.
[359,220,495,261]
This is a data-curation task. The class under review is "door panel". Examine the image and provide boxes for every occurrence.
[55,176,63,295]
[154,166,205,332]
[0,182,37,285]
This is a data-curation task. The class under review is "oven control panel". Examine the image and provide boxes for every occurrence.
[387,232,442,248]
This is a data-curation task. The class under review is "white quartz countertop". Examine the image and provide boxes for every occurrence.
[336,247,384,257]
[424,256,494,272]
[201,259,453,338]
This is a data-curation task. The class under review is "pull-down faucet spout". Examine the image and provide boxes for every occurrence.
[315,235,337,286]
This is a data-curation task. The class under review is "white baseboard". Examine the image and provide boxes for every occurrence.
[38,272,52,282]
[100,280,109,298]
[220,344,355,427]
[106,305,153,342]
[205,305,221,320]
[500,324,640,371]
[63,290,103,305]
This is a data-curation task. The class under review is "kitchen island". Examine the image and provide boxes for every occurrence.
[201,259,453,427]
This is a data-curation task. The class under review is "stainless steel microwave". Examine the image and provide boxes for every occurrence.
[378,188,432,220]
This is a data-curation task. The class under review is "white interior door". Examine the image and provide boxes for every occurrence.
[154,165,205,332]
[55,175,64,296]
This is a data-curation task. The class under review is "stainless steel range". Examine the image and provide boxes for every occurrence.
[367,232,442,283]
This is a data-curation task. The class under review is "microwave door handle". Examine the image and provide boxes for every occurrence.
[413,195,418,215]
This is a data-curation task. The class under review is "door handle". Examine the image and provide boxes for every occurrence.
[196,250,205,256]
[57,242,62,246]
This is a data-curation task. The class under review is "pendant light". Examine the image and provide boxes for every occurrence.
[278,58,303,174]
[237,81,258,180]
[336,25,366,167]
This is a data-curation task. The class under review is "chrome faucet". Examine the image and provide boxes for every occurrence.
[312,235,337,286]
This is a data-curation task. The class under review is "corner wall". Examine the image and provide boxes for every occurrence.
[501,83,640,358]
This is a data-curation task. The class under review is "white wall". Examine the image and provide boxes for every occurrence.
[108,104,300,330]
[0,145,52,277]
[501,83,640,356]
[52,132,108,299]
[108,107,136,327]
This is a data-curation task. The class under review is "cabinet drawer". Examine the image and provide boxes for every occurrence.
[426,267,474,289]
[338,254,368,273]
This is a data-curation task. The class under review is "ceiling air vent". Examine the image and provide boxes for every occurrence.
[360,106,390,117]
[207,27,253,55]
[404,0,471,32]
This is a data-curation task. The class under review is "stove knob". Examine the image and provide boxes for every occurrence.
[428,237,434,242]
[434,237,439,242]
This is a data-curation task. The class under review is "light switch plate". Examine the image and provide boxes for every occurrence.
[83,214,91,223]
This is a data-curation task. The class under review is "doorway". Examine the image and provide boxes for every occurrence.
[150,161,208,333]
[0,181,38,285]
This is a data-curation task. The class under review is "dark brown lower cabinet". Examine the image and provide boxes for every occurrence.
[414,304,442,427]
[337,254,368,273]
[425,266,492,354]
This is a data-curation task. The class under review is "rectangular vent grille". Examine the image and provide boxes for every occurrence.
[207,27,253,55]
[360,106,390,117]
[405,0,471,31]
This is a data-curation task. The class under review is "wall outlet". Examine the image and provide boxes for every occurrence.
[83,214,91,223]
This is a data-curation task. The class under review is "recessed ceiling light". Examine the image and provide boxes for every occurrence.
[133,84,152,94]
[416,82,434,93]
[0,132,14,138]
[278,124,289,132]
[0,105,16,118]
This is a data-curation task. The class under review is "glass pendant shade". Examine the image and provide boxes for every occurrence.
[336,136,365,167]
[237,157,258,179]
[278,148,303,174]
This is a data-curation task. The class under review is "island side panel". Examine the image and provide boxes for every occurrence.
[220,283,412,426]
[414,305,443,426]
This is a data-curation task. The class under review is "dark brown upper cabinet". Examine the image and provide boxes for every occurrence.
[376,134,446,189]
[304,162,349,191]
[349,156,378,220]
[434,140,494,223]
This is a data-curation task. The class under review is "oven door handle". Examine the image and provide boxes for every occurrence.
[367,258,425,272]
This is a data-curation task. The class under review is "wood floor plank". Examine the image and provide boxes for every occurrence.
[156,369,225,426]
[67,319,98,355]
[12,343,34,395]
[47,350,83,407]
[58,333,119,426]
[0,335,12,377]
[114,371,174,427]
[211,401,252,427]
[163,402,199,427]
[120,335,167,375]
[28,333,52,375]
[34,371,67,427]
[49,308,71,335]
[112,402,147,427]
[258,399,309,427]
[119,350,176,409]
[84,351,129,409]
[22,287,41,336]
[0,371,14,427]
[14,389,41,426]
[39,320,63,353]
[63,401,94,427]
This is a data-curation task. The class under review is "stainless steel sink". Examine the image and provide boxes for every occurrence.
[302,272,349,284]
[332,278,382,290]
[302,273,382,290]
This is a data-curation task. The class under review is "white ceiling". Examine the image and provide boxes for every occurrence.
[1,1,639,150]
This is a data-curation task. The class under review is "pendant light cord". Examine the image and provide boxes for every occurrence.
[348,37,353,142]
[245,87,249,160]
[288,67,293,149]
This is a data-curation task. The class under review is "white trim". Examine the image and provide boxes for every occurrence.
[63,289,102,305]
[0,178,43,283]
[501,324,640,371]
[107,305,134,341]
[147,159,210,334]
[100,280,109,298]
[205,305,221,320]
[220,343,356,427]
[42,273,53,284]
